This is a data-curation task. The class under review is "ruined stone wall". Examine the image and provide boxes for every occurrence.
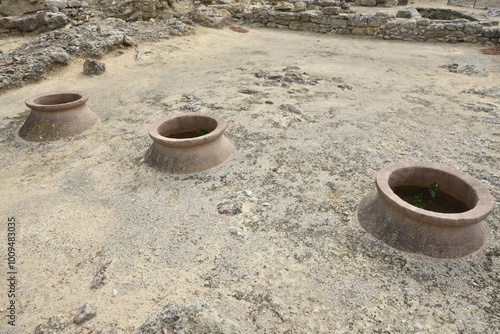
[377,18,500,44]
[231,4,499,44]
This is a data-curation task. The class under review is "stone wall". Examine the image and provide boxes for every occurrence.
[377,18,499,44]
[227,3,499,44]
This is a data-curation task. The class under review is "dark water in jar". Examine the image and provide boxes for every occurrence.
[166,130,210,139]
[393,186,470,213]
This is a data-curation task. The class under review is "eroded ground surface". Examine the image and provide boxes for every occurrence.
[0,24,499,333]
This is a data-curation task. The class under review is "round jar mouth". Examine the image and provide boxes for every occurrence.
[376,161,494,226]
[25,92,88,111]
[148,113,227,147]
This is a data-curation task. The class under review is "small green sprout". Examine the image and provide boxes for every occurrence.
[413,183,440,209]
[196,128,208,136]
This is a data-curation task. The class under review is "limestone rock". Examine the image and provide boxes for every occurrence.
[0,0,45,16]
[48,47,70,64]
[323,6,340,16]
[294,1,306,12]
[100,328,124,334]
[45,0,68,10]
[123,35,138,46]
[15,13,44,32]
[396,8,420,19]
[83,59,106,75]
[73,302,97,324]
[217,200,243,215]
[275,2,294,12]
[358,0,377,6]
[44,11,69,29]
[192,7,231,29]
[137,302,243,334]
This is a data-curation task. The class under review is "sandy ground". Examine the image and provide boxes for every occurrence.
[0,15,499,334]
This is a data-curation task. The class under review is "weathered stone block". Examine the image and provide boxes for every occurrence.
[44,12,69,30]
[311,14,330,25]
[396,8,420,19]
[482,28,500,38]
[444,23,464,31]
[416,19,430,26]
[322,6,340,16]
[351,27,367,35]
[368,12,391,27]
[0,0,45,16]
[330,18,347,29]
[289,21,300,29]
[45,0,69,10]
[463,23,483,35]
[275,2,294,12]
[348,14,368,27]
[359,0,377,6]
[294,2,307,12]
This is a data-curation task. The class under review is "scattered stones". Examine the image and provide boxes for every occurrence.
[34,316,68,334]
[137,302,243,334]
[255,70,268,78]
[482,9,500,17]
[181,104,202,112]
[441,63,489,77]
[464,102,497,113]
[73,302,97,324]
[239,88,261,95]
[90,259,112,289]
[280,103,301,114]
[83,58,106,75]
[100,328,124,334]
[253,67,322,88]
[337,83,353,90]
[229,226,245,239]
[217,200,242,215]
[462,86,500,98]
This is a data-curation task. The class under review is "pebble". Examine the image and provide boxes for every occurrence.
[74,302,97,324]
[83,58,106,75]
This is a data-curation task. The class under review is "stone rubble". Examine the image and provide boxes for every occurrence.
[0,17,195,91]
[136,302,245,334]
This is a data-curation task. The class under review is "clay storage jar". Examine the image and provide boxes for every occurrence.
[356,161,494,259]
[145,112,233,174]
[19,91,98,141]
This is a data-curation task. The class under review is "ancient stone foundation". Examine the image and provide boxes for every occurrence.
[218,1,499,45]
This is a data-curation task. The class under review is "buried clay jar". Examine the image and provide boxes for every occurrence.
[145,112,233,173]
[19,91,98,141]
[356,161,494,259]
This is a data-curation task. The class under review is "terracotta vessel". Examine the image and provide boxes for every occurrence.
[145,112,233,173]
[356,161,494,259]
[19,91,98,141]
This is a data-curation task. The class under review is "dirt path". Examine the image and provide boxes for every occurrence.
[0,25,499,333]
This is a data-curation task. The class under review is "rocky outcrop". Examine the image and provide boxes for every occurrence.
[0,0,45,16]
[191,6,232,28]
[95,0,171,21]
